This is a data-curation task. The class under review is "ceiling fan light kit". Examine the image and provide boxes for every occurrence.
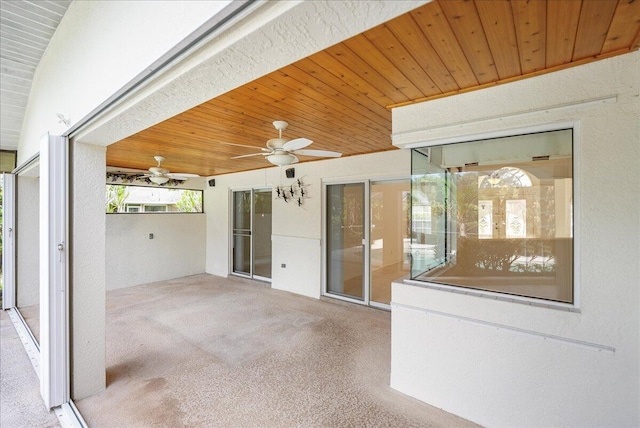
[228,120,342,167]
[149,175,170,185]
[138,155,200,185]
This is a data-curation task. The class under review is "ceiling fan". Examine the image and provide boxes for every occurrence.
[226,121,342,166]
[142,156,200,185]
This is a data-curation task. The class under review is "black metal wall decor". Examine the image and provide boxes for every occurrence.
[275,178,309,207]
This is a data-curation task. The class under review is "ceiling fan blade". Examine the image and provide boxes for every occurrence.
[167,173,200,179]
[290,155,299,164]
[292,149,342,158]
[231,152,269,159]
[221,142,270,152]
[283,137,312,151]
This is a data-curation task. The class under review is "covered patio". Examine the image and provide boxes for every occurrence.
[3,274,476,427]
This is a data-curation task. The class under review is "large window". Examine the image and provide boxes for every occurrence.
[105,185,203,213]
[410,129,573,304]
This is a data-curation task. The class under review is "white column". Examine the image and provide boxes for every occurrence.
[70,141,106,399]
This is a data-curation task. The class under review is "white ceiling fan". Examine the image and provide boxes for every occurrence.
[226,121,342,166]
[142,156,200,184]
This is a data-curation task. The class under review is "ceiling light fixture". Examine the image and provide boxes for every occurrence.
[266,152,296,166]
[149,175,170,185]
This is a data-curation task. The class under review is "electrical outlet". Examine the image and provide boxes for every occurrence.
[281,264,286,268]
[149,233,154,239]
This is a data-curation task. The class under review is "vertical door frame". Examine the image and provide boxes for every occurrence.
[251,187,272,282]
[1,173,16,309]
[39,133,69,409]
[322,177,409,309]
[322,179,370,306]
[229,186,272,282]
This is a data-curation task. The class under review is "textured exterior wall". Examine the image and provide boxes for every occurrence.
[390,52,640,427]
[106,214,206,290]
[71,142,106,400]
[205,149,410,298]
[18,0,231,164]
[16,176,39,308]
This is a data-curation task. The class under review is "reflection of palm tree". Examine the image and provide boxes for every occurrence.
[106,185,129,213]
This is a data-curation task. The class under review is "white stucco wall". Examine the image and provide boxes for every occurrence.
[18,0,232,164]
[16,176,39,308]
[205,149,410,298]
[106,214,206,290]
[71,142,107,399]
[390,52,640,427]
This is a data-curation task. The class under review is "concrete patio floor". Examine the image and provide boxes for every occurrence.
[5,274,478,427]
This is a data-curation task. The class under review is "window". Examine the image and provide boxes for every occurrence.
[410,129,574,304]
[106,185,203,213]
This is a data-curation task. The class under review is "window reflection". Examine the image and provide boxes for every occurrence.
[410,129,574,304]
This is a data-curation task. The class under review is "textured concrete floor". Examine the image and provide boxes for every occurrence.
[76,274,477,427]
[0,310,59,428]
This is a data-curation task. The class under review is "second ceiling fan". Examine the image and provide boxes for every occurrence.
[227,121,342,166]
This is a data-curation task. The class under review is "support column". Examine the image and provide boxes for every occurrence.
[70,141,106,399]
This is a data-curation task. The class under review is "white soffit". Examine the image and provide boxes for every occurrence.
[0,0,72,151]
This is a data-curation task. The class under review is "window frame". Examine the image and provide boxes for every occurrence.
[105,184,204,214]
[405,121,581,311]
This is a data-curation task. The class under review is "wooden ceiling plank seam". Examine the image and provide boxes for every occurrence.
[357,26,442,97]
[572,0,618,61]
[278,64,391,128]
[256,72,387,137]
[312,47,406,107]
[344,31,430,100]
[292,52,397,108]
[511,0,547,74]
[237,80,388,146]
[107,145,232,174]
[195,92,374,150]
[265,69,391,135]
[292,57,392,118]
[410,1,479,88]
[387,45,634,110]
[168,108,279,142]
[322,43,410,104]
[383,13,460,94]
[438,0,500,85]
[474,0,522,80]
[234,88,376,148]
[214,88,381,152]
[545,0,582,68]
[257,75,382,134]
[602,0,640,53]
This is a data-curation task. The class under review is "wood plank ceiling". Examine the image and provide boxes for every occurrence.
[107,0,640,177]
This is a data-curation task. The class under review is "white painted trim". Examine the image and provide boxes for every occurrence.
[394,96,617,147]
[55,400,88,428]
[39,133,69,409]
[391,302,614,353]
[2,173,16,309]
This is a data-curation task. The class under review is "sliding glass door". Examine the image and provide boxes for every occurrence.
[325,180,410,308]
[232,188,272,281]
[326,183,366,300]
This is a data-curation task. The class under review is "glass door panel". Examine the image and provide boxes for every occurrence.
[232,190,251,276]
[370,180,411,306]
[326,183,365,300]
[253,189,272,279]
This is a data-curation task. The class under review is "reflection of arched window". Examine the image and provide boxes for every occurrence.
[479,167,533,189]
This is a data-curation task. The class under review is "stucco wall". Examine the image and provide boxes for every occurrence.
[205,149,410,298]
[106,214,206,290]
[16,176,39,308]
[18,0,232,164]
[390,52,640,427]
[71,142,107,399]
